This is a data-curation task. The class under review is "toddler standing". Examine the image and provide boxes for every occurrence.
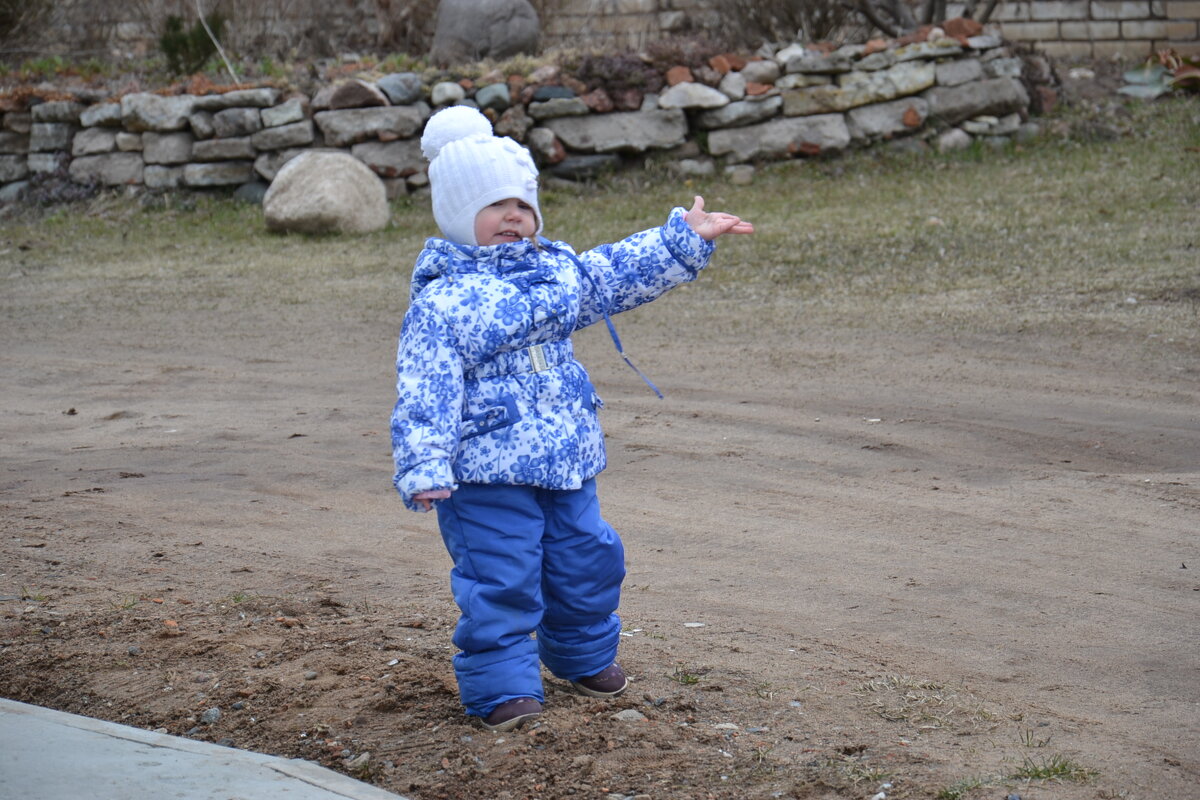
[391,106,753,731]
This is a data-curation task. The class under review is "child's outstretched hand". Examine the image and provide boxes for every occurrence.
[684,196,755,241]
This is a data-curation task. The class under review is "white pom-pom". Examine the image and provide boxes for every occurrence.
[420,106,494,160]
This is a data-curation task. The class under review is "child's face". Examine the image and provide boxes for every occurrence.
[474,198,537,246]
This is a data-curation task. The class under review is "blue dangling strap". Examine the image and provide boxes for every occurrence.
[542,238,664,399]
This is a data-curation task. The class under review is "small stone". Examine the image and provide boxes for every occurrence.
[200,707,221,724]
[669,158,715,177]
[611,709,647,722]
[261,98,306,128]
[475,83,511,112]
[725,164,755,185]
[234,180,269,205]
[378,72,424,105]
[304,670,319,680]
[231,701,245,711]
[936,127,972,152]
[345,752,370,769]
[216,738,235,747]
[431,81,466,107]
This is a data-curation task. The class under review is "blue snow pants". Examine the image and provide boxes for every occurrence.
[434,479,625,718]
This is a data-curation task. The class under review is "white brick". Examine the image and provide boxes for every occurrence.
[1061,20,1121,36]
[1122,19,1169,34]
[999,20,1062,37]
[1092,1,1151,19]
[1036,40,1096,56]
[1031,0,1090,19]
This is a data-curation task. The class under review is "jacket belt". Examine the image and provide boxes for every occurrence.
[466,339,574,379]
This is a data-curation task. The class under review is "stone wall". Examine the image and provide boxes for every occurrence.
[0,32,1049,205]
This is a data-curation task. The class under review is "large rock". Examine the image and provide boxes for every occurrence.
[378,73,424,105]
[68,152,144,185]
[922,78,1029,126]
[527,97,589,120]
[549,154,620,181]
[0,131,29,153]
[254,149,306,182]
[262,99,306,128]
[0,154,29,182]
[695,95,782,130]
[251,120,315,151]
[80,102,123,127]
[739,59,781,85]
[707,114,851,162]
[314,106,429,147]
[543,109,687,154]
[121,93,197,132]
[192,88,281,111]
[936,58,984,87]
[430,0,539,66]
[324,80,389,110]
[29,123,76,152]
[212,107,263,138]
[184,161,256,187]
[31,101,84,123]
[263,150,390,234]
[142,132,193,165]
[144,165,184,189]
[192,136,257,161]
[72,128,118,156]
[846,97,929,142]
[3,112,32,134]
[783,61,935,116]
[350,139,425,178]
[658,82,730,110]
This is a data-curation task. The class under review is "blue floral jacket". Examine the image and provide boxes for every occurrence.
[391,207,715,511]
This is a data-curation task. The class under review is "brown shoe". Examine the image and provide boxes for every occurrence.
[571,664,628,698]
[480,697,542,732]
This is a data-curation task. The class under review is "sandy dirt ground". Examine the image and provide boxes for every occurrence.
[1,203,1198,800]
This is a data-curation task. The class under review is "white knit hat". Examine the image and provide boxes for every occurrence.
[421,106,542,246]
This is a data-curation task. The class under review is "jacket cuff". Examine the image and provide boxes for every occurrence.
[661,206,716,272]
[396,461,458,512]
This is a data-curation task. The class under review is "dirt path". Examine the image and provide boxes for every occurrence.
[1,219,1198,799]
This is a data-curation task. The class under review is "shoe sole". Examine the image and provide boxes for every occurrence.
[479,710,541,732]
[571,675,629,699]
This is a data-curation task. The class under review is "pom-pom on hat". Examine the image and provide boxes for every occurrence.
[420,106,542,246]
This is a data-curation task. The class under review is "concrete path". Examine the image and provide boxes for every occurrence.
[0,698,411,800]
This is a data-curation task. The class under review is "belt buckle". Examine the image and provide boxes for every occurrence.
[528,343,549,372]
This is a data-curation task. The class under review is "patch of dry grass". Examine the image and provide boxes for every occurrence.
[2,96,1196,355]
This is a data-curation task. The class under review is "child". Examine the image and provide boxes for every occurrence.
[391,106,753,732]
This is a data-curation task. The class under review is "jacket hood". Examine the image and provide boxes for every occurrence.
[410,236,564,301]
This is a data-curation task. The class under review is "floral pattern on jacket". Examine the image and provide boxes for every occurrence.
[391,206,715,511]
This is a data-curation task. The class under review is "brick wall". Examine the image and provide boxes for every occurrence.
[987,0,1200,57]
[541,0,718,51]
[542,0,1200,58]
[7,0,1198,62]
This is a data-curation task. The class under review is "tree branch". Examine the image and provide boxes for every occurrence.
[856,0,901,36]
[195,0,240,84]
[977,0,1000,23]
